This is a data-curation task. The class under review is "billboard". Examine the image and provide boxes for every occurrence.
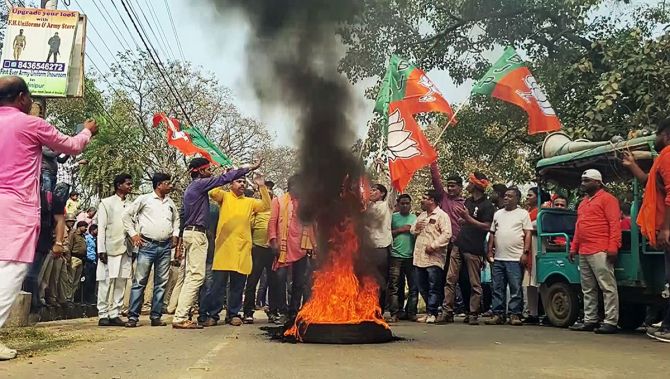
[0,7,80,97]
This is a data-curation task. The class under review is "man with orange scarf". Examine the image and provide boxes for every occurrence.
[268,175,316,321]
[623,118,670,343]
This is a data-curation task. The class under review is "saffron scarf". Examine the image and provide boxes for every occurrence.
[638,146,670,247]
[277,194,315,264]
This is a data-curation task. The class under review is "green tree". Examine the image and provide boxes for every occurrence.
[341,0,670,186]
[46,51,276,202]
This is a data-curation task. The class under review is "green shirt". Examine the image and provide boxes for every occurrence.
[391,212,417,259]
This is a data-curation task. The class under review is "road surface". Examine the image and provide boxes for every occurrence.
[1,314,669,378]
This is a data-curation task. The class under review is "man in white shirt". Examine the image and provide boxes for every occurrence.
[96,173,134,327]
[123,173,180,327]
[411,190,452,324]
[364,183,393,310]
[485,187,532,326]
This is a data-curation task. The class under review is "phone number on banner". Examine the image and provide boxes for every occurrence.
[2,60,66,72]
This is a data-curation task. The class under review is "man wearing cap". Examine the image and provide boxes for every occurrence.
[172,158,261,329]
[443,172,495,325]
[569,169,621,334]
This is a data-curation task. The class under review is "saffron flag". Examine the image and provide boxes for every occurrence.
[375,55,454,192]
[472,47,561,135]
[152,113,233,167]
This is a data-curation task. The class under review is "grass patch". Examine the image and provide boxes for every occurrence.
[0,326,107,358]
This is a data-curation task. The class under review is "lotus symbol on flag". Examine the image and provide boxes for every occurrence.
[166,118,190,142]
[387,109,420,161]
[418,75,442,103]
[520,75,556,116]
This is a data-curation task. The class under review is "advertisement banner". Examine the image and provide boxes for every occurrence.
[0,7,80,97]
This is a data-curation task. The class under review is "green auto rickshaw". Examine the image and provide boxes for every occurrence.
[534,133,666,329]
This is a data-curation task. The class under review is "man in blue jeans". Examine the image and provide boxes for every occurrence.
[411,190,452,324]
[122,173,180,327]
[485,188,532,326]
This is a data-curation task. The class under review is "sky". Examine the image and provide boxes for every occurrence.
[63,0,660,147]
[63,0,471,147]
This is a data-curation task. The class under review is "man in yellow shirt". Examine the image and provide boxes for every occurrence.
[198,174,270,326]
[242,180,275,324]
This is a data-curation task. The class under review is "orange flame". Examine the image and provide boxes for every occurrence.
[284,218,389,341]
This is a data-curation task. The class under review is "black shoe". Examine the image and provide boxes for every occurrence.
[594,323,618,334]
[151,319,167,327]
[436,312,454,323]
[108,317,126,327]
[523,316,540,325]
[98,318,110,327]
[539,316,550,326]
[125,320,139,328]
[468,315,480,325]
[569,322,599,332]
[463,315,470,324]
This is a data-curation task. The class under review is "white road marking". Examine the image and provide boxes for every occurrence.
[178,331,238,379]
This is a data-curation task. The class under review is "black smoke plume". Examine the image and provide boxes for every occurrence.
[204,1,372,252]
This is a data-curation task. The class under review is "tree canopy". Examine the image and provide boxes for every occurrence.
[341,0,670,185]
[46,51,279,201]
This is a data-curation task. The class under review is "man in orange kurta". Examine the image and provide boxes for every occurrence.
[267,175,316,320]
[624,118,670,343]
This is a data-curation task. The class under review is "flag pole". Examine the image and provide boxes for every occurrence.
[432,95,471,146]
[357,133,370,159]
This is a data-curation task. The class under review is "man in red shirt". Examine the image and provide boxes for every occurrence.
[568,169,621,334]
[623,118,670,343]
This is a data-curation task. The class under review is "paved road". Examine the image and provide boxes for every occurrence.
[2,314,669,379]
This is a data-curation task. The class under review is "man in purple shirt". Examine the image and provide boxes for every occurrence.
[430,162,467,321]
[172,157,261,329]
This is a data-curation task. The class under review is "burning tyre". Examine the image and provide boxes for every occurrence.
[284,216,392,344]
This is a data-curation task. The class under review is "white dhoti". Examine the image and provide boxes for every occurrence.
[0,261,30,328]
[523,235,539,317]
[96,254,132,319]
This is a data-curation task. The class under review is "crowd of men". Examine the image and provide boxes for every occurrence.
[1,75,670,361]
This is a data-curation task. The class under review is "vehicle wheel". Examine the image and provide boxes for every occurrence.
[618,304,646,331]
[541,282,579,328]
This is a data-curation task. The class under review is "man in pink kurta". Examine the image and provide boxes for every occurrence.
[0,76,95,360]
[267,175,316,320]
